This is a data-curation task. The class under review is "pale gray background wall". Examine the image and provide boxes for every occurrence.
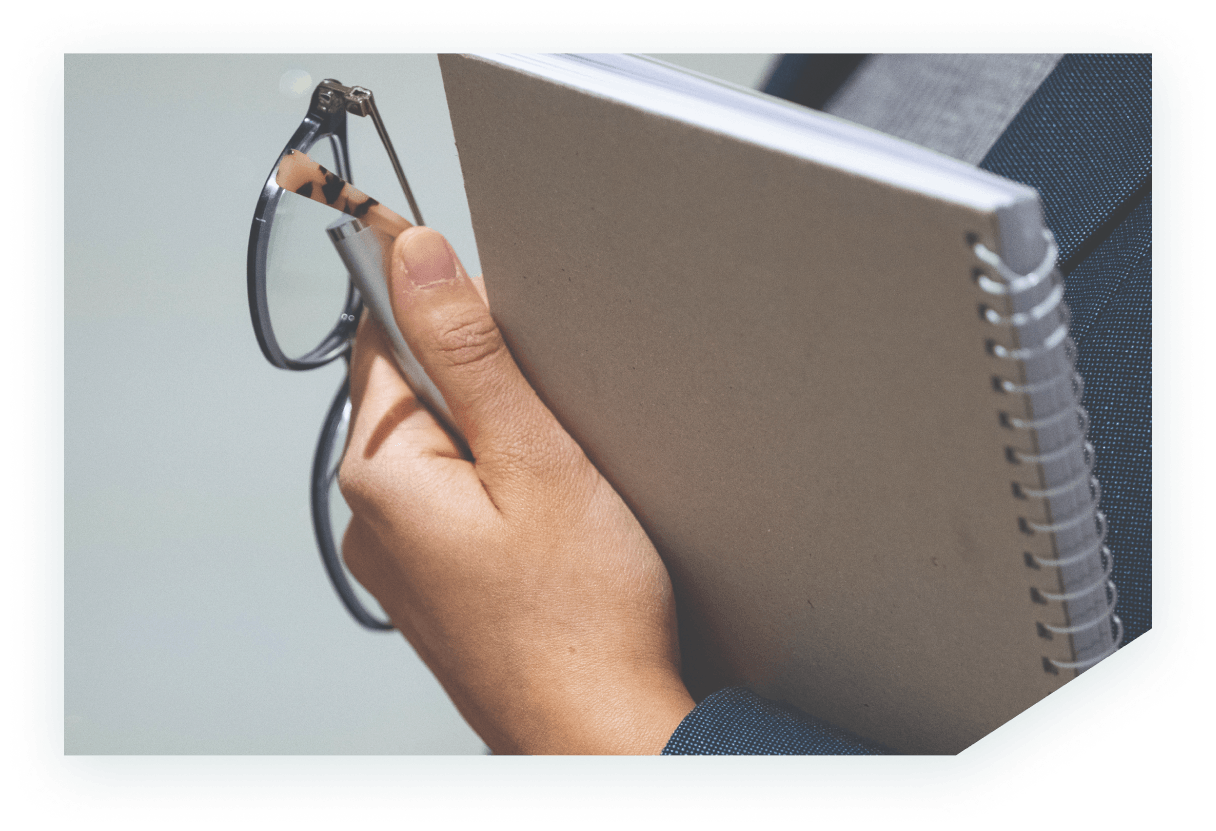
[64,53,777,754]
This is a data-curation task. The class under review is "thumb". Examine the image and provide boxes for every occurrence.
[387,226,558,468]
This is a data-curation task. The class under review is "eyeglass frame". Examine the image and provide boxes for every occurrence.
[246,78,424,631]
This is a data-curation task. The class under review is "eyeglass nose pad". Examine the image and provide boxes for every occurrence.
[327,218,460,439]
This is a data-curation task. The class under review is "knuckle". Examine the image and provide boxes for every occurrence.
[339,528,365,577]
[336,451,374,515]
[428,307,506,369]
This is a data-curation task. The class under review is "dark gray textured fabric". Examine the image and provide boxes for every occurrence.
[663,53,1151,755]
[663,687,889,755]
[823,54,1063,164]
[1059,195,1152,645]
[980,54,1151,269]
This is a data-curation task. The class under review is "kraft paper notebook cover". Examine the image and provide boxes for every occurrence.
[437,53,1121,754]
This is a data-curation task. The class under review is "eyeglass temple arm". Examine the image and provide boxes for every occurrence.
[346,87,425,228]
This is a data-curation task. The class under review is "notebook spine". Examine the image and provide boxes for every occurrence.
[973,230,1122,675]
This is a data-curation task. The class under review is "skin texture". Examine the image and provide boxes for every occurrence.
[338,226,696,755]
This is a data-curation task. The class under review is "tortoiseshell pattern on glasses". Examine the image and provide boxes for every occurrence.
[276,149,412,238]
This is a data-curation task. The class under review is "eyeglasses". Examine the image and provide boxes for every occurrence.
[247,79,423,631]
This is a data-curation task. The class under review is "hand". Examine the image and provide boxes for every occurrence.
[338,226,695,755]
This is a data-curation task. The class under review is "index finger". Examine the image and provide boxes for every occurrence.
[346,309,463,464]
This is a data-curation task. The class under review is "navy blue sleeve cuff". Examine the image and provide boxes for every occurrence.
[662,687,893,755]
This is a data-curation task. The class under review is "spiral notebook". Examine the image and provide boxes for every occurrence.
[438,53,1121,754]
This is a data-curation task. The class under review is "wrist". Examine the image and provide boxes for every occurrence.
[514,672,695,755]
[601,680,696,755]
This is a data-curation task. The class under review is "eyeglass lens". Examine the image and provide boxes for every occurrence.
[264,136,354,361]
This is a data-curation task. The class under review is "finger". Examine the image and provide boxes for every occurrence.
[387,227,570,479]
[342,308,497,537]
[346,308,462,463]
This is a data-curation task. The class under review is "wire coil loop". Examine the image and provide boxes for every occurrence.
[973,230,1121,673]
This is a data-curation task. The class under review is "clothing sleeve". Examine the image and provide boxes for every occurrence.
[661,687,892,755]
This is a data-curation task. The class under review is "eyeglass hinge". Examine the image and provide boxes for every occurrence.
[309,79,425,227]
[311,79,350,116]
[344,87,375,118]
[311,79,375,118]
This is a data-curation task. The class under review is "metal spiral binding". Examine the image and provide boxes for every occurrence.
[973,230,1122,674]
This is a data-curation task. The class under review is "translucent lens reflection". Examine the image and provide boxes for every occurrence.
[264,136,352,360]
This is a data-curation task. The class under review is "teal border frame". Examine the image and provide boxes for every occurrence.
[14,11,1201,817]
